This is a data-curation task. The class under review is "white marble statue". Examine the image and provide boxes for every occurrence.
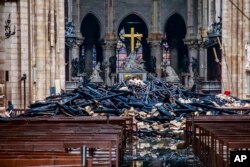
[122,52,145,71]
[89,62,104,83]
[165,65,180,83]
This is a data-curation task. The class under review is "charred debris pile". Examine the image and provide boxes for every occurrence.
[4,79,250,166]
[21,79,250,136]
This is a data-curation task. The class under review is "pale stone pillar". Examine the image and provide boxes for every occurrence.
[1,2,19,106]
[221,0,231,94]
[197,0,205,80]
[85,44,94,78]
[103,40,116,85]
[71,43,82,78]
[149,0,162,78]
[104,0,116,40]
[103,0,116,85]
[244,0,250,97]
[169,41,179,74]
[202,0,208,80]
[184,0,199,88]
[57,0,66,91]
[0,3,5,76]
[149,40,162,78]
[0,0,65,106]
[187,43,199,87]
[221,0,248,98]
[70,0,83,80]
[237,2,243,97]
[105,0,114,34]
[151,0,160,33]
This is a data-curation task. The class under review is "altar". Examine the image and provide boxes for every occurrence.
[117,27,147,82]
[118,71,147,81]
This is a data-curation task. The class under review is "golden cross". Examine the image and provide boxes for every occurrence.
[123,27,143,53]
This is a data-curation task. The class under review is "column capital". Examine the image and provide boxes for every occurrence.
[148,33,163,41]
[183,38,201,49]
[104,32,116,41]
[148,40,161,48]
[102,39,116,50]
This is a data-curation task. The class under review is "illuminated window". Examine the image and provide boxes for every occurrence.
[92,45,96,70]
[116,40,127,71]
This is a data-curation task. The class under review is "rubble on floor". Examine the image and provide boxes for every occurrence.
[21,79,250,118]
[1,79,249,167]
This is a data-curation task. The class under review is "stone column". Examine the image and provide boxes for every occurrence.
[202,0,208,81]
[151,0,160,33]
[103,0,116,85]
[56,0,65,91]
[149,0,162,78]
[244,0,250,97]
[185,40,199,88]
[84,44,93,78]
[105,0,114,35]
[197,0,205,80]
[149,40,162,78]
[221,0,231,94]
[104,0,115,40]
[71,0,83,80]
[169,40,179,73]
[71,41,82,78]
[184,0,199,88]
[103,40,116,85]
[3,1,21,106]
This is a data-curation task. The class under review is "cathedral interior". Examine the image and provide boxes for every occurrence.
[0,1,250,166]
[0,0,249,107]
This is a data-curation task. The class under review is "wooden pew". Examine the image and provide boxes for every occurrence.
[7,116,134,143]
[187,116,250,167]
[185,115,250,145]
[0,117,127,167]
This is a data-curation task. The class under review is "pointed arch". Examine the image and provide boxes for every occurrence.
[162,12,187,35]
[163,13,188,82]
[116,12,149,36]
[164,13,187,40]
[80,12,103,77]
[81,13,102,42]
[116,13,152,72]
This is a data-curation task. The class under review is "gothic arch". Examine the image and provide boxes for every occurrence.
[163,13,187,39]
[163,13,188,80]
[80,13,103,77]
[80,12,103,39]
[116,12,149,35]
[162,12,187,35]
[116,13,152,72]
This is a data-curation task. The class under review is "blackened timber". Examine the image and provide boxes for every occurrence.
[96,92,131,101]
[175,100,197,113]
[72,92,130,108]
[94,108,120,114]
[189,103,237,114]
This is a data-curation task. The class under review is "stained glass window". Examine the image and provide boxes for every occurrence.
[78,46,85,74]
[116,40,127,71]
[135,39,143,62]
[92,45,97,70]
[162,40,169,64]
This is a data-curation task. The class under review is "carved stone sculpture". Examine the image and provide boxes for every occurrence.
[122,52,145,71]
[89,63,104,83]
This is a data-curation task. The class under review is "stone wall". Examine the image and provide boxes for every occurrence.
[0,0,65,108]
[79,0,187,38]
[222,0,250,98]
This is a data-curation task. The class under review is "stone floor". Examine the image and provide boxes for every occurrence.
[123,137,203,167]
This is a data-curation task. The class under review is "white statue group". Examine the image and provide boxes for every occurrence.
[122,52,145,71]
[89,62,104,83]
